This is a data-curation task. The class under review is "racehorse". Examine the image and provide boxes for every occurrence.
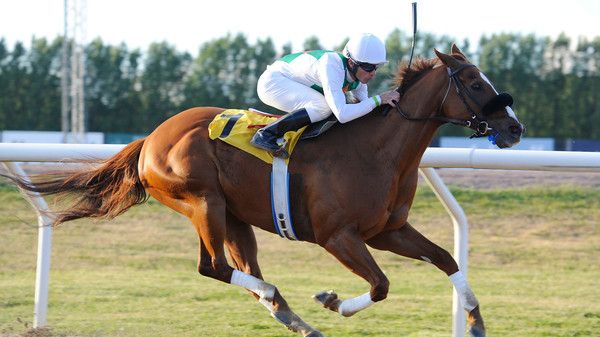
[6,45,523,337]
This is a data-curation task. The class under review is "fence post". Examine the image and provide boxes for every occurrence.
[2,162,54,328]
[419,168,469,337]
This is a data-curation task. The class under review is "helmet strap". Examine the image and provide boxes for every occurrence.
[347,58,359,80]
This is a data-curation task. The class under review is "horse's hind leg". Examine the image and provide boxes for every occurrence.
[189,194,274,299]
[224,212,263,278]
[152,185,321,336]
[222,211,323,337]
[366,223,485,337]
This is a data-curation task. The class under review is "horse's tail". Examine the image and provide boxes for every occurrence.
[5,138,148,225]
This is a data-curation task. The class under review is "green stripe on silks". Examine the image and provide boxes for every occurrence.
[305,50,334,59]
[311,84,324,94]
[280,50,335,63]
[279,50,360,95]
[280,52,303,63]
[311,81,358,95]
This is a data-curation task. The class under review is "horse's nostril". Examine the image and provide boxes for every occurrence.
[509,124,522,135]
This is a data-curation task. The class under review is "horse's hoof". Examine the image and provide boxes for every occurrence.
[469,326,486,337]
[467,305,485,337]
[304,331,325,337]
[312,290,341,313]
[312,290,337,305]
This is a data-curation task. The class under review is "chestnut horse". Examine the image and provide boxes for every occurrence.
[8,45,522,337]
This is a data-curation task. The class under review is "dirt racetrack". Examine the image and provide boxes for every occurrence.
[431,168,600,189]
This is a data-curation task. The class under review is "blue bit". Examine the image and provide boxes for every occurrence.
[488,133,498,145]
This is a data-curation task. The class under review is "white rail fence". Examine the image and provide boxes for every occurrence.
[2,143,600,337]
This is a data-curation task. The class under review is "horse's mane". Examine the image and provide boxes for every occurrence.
[393,57,441,93]
[369,57,440,115]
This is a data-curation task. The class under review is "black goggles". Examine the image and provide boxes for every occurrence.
[356,61,379,73]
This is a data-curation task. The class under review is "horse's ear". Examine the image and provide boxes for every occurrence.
[435,48,461,69]
[451,44,469,61]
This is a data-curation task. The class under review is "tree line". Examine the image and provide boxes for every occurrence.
[0,30,599,138]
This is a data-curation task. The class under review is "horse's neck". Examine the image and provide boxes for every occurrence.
[359,66,447,174]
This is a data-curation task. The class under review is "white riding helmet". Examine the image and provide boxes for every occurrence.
[343,33,387,65]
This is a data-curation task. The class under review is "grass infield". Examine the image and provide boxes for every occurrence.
[1,181,599,337]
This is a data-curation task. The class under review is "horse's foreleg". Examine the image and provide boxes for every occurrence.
[224,213,323,337]
[315,228,389,317]
[366,223,485,337]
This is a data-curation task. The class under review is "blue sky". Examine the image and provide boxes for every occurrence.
[1,0,599,53]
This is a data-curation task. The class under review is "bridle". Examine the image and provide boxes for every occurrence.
[393,62,513,139]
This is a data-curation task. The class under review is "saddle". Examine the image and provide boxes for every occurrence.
[208,109,337,164]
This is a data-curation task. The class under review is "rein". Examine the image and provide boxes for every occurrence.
[393,63,493,138]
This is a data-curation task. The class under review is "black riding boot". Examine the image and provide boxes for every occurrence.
[251,108,311,156]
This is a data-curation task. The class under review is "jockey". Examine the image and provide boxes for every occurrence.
[251,33,400,156]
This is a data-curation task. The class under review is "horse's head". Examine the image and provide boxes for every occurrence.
[434,45,524,148]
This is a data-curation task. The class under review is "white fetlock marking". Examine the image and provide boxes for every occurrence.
[337,292,375,317]
[230,270,275,301]
[449,271,479,312]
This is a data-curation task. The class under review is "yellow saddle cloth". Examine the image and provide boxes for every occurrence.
[208,109,307,164]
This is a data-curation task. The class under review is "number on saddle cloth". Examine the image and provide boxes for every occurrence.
[208,109,338,165]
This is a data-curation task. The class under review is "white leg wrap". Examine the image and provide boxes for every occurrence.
[337,292,375,317]
[449,271,479,312]
[230,270,275,301]
[258,297,275,314]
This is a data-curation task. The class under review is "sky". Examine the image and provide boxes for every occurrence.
[1,0,599,54]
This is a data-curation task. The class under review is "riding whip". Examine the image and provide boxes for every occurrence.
[407,2,418,70]
[383,1,418,115]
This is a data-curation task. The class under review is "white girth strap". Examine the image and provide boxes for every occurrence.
[271,156,298,240]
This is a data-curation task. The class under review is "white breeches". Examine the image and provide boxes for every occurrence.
[257,68,332,123]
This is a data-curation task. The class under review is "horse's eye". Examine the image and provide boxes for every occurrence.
[471,82,483,91]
